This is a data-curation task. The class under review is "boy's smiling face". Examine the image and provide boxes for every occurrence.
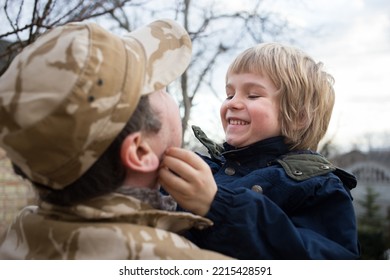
[220,72,281,148]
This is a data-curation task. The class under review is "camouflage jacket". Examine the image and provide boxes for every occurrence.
[0,192,231,259]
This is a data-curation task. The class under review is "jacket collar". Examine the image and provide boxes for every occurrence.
[222,136,291,169]
[38,192,213,232]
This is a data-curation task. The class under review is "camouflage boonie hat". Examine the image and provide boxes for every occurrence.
[0,19,192,189]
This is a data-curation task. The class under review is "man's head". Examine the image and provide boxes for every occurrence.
[226,42,335,151]
[120,88,183,191]
[0,19,191,191]
[25,90,182,206]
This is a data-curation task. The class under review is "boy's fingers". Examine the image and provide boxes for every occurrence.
[159,167,190,196]
[161,155,193,181]
[165,147,207,170]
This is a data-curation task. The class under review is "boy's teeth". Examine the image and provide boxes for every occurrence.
[230,119,248,125]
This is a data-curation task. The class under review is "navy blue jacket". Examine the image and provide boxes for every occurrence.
[185,127,360,259]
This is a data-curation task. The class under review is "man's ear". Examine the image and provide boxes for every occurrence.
[120,132,160,172]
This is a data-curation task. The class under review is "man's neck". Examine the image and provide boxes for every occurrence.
[115,186,176,211]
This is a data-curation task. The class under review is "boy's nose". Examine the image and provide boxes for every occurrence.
[227,96,244,109]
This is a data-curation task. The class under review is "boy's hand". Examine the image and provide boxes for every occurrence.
[158,147,217,216]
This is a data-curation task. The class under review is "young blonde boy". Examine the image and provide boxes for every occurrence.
[159,42,360,259]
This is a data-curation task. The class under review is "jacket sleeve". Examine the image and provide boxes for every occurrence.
[185,175,360,260]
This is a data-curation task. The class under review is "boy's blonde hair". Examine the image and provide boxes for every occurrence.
[226,42,335,151]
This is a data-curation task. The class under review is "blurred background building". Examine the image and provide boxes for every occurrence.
[331,148,390,217]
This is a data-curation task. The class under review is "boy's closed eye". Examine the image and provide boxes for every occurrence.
[248,93,261,99]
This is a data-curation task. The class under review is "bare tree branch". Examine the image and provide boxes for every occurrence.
[0,0,136,75]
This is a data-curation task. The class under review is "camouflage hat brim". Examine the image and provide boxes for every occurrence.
[0,19,192,189]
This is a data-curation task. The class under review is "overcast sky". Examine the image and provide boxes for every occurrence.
[193,0,390,152]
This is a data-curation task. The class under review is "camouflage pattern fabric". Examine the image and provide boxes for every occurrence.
[0,19,192,190]
[0,192,232,259]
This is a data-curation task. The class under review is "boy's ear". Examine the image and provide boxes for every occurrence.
[120,132,160,172]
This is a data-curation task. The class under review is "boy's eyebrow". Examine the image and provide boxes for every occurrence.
[245,82,267,89]
[226,82,267,89]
